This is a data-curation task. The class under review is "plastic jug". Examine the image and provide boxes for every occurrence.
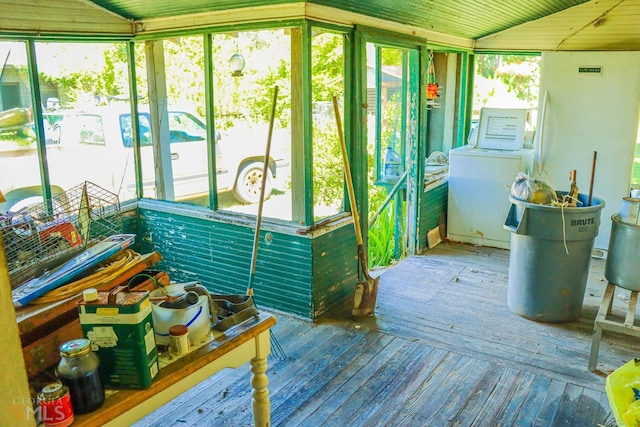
[383,146,402,180]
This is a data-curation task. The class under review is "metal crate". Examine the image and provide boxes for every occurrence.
[1,181,123,289]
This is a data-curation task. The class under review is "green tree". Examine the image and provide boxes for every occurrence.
[475,54,540,103]
[38,42,129,105]
[310,31,344,210]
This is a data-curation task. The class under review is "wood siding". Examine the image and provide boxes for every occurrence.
[131,179,446,318]
[63,0,590,47]
[476,0,640,51]
[2,0,638,52]
[0,0,133,37]
[311,224,357,318]
[134,204,355,319]
[418,181,448,252]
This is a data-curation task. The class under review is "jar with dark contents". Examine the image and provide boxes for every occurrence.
[57,338,105,414]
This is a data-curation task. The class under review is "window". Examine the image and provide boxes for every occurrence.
[36,41,133,201]
[311,29,345,220]
[78,115,105,145]
[167,112,206,143]
[632,126,640,190]
[472,54,540,146]
[0,41,42,211]
[364,40,420,265]
[210,29,292,218]
[119,114,152,148]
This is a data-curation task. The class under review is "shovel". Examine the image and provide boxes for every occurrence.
[332,96,379,319]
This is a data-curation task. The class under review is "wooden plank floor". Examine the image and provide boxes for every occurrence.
[133,241,637,426]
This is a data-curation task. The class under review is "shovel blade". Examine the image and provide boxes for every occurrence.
[352,277,380,319]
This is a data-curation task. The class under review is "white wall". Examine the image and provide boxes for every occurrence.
[535,51,640,250]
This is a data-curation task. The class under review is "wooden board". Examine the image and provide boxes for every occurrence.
[133,242,631,427]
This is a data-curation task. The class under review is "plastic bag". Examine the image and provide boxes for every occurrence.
[426,151,448,165]
[624,399,640,427]
[510,172,555,205]
[606,358,640,427]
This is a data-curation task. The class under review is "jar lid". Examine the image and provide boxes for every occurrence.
[60,338,91,358]
[39,382,67,401]
[83,288,99,302]
[169,324,189,336]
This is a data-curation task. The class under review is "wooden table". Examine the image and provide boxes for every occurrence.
[73,314,276,426]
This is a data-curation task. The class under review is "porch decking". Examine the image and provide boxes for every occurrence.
[134,242,637,426]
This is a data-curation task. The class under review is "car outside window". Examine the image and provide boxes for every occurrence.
[118,112,205,147]
[168,112,206,143]
[78,115,105,146]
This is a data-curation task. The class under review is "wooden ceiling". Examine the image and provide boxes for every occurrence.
[87,0,587,39]
[1,0,638,51]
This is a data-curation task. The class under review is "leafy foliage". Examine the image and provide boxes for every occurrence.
[367,188,396,267]
[475,54,540,103]
[311,33,344,102]
[312,121,344,209]
[311,31,345,212]
[255,59,291,128]
[37,43,129,105]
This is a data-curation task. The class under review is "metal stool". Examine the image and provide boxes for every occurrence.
[588,282,640,372]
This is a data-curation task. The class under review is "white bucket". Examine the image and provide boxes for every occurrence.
[620,197,640,225]
[150,285,211,345]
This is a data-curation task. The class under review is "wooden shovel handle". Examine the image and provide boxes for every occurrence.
[332,96,364,247]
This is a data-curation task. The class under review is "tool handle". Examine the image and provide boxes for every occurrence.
[247,86,278,294]
[536,90,549,174]
[332,96,364,246]
[588,151,597,206]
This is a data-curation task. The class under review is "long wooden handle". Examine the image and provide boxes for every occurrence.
[247,86,279,293]
[588,151,597,207]
[333,96,364,246]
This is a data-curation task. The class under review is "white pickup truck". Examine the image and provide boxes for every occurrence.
[0,105,290,211]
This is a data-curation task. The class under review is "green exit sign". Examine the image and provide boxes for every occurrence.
[578,66,603,76]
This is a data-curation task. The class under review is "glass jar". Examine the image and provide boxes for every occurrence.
[57,338,105,414]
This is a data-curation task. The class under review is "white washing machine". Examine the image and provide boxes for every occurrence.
[447,145,534,249]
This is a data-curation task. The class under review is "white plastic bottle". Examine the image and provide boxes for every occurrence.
[383,146,402,180]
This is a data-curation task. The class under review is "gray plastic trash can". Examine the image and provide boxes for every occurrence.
[503,192,605,323]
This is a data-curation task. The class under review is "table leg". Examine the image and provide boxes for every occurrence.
[588,321,602,372]
[251,356,270,427]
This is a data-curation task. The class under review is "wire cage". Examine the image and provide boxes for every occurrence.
[1,181,123,289]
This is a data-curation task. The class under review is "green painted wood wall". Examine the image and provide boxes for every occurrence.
[131,204,358,319]
[418,181,448,251]
[311,224,358,317]
[122,181,445,319]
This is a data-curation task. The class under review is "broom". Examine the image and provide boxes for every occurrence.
[332,96,380,319]
[246,85,286,359]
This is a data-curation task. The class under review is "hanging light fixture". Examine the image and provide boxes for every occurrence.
[229,52,245,77]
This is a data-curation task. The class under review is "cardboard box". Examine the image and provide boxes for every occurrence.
[78,287,158,389]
